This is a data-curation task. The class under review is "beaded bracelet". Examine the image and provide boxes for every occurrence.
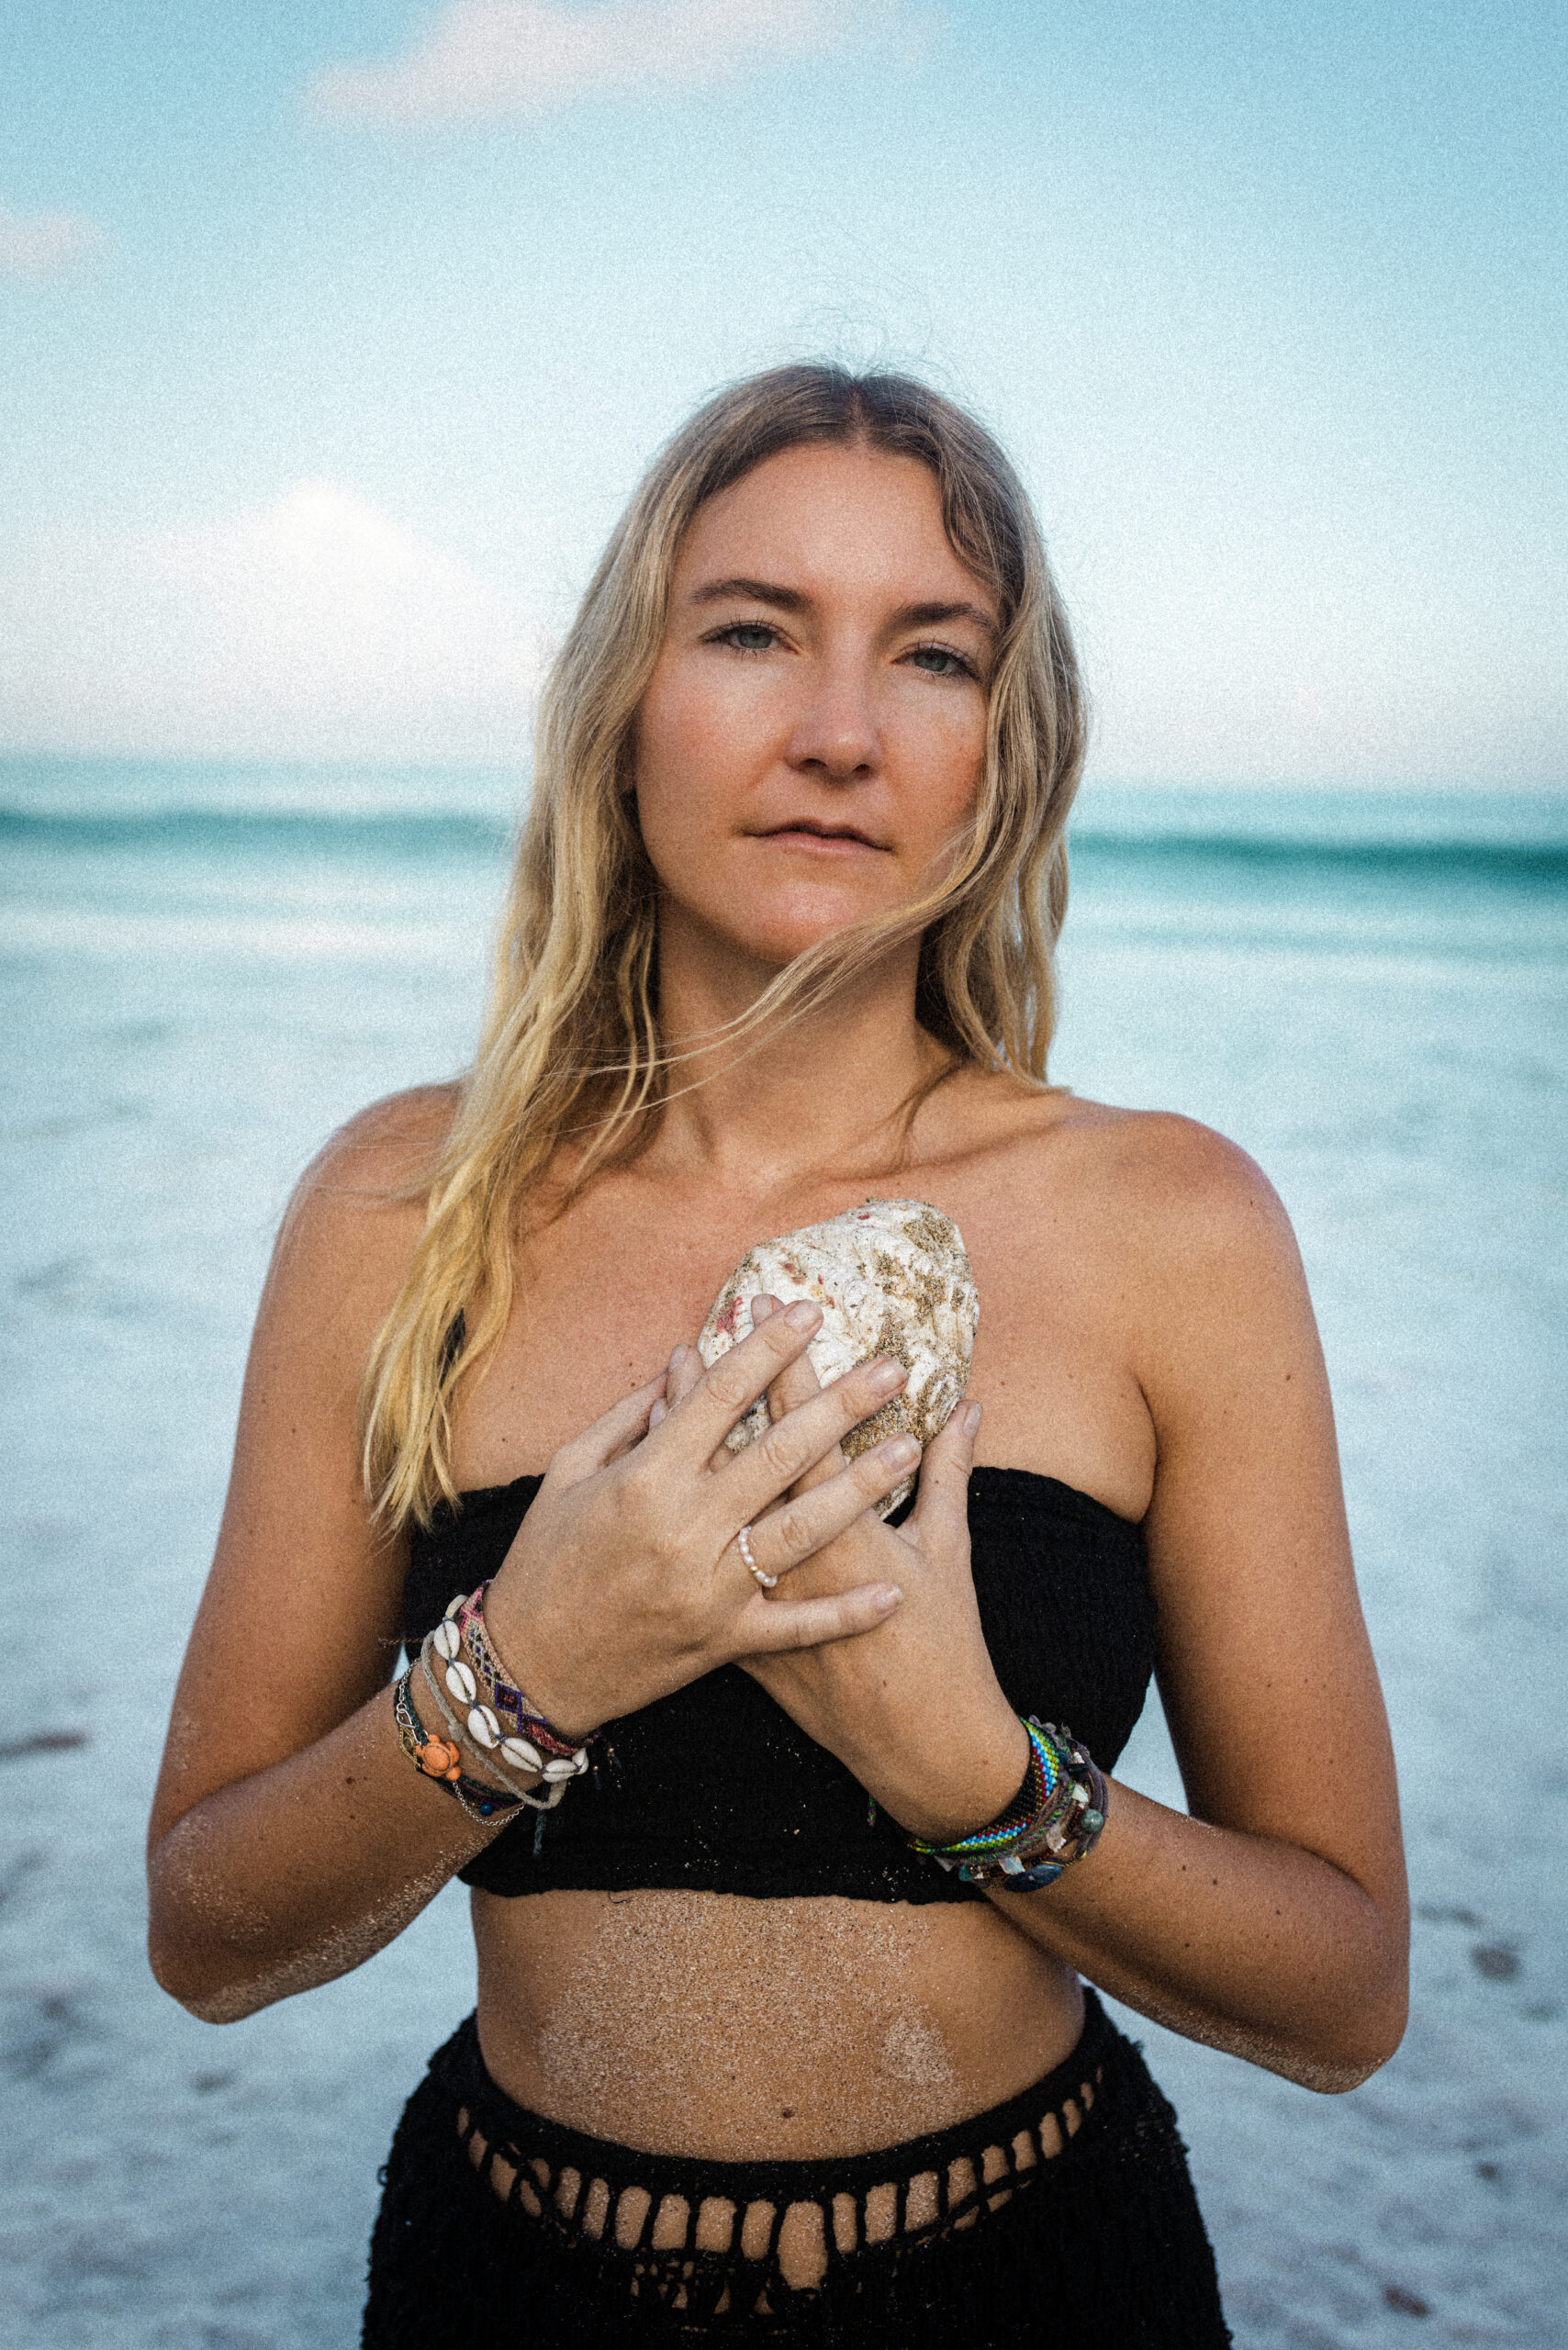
[908,1718,1109,1891]
[391,1668,524,1825]
[463,1584,593,1767]
[417,1637,566,1813]
[431,1586,592,1784]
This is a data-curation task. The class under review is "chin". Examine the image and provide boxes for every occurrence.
[726,897,894,970]
[661,867,913,976]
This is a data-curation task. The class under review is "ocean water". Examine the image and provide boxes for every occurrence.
[2,757,1565,2349]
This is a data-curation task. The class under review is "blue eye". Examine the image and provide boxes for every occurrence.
[907,644,972,678]
[722,623,778,653]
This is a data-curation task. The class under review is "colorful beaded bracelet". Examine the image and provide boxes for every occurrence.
[417,1637,566,1813]
[431,1585,592,1783]
[391,1667,523,1825]
[908,1718,1109,1891]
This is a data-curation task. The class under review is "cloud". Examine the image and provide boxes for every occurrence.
[0,484,550,761]
[0,202,103,281]
[306,0,905,127]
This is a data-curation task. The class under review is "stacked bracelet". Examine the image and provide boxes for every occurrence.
[908,1718,1109,1892]
[417,1635,566,1813]
[392,1582,598,1824]
[432,1585,592,1780]
[392,1667,525,1824]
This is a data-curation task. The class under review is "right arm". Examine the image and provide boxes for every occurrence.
[147,1099,914,2023]
[146,1093,500,2021]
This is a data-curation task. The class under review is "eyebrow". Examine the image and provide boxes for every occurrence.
[688,576,999,637]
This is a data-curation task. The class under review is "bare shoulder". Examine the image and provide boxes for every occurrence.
[943,1080,1310,1379]
[972,1087,1297,1270]
[1032,1102,1324,1434]
[263,1081,463,1366]
[278,1082,460,1259]
[1062,1101,1290,1246]
[290,1080,461,1213]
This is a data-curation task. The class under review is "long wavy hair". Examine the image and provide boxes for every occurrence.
[361,363,1088,1528]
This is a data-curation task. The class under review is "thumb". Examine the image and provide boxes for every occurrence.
[909,1394,980,1546]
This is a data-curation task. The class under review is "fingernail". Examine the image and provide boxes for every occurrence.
[868,1357,907,1397]
[648,1398,666,1428]
[883,1435,920,1469]
[749,1296,775,1324]
[965,1401,982,1436]
[669,1343,689,1368]
[784,1301,821,1332]
[874,1584,903,1612]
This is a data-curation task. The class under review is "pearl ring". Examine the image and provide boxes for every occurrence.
[736,1524,777,1589]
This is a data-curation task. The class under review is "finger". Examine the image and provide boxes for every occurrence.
[750,1295,823,1425]
[723,1296,811,1478]
[671,1300,824,1463]
[549,1371,667,1480]
[667,1340,706,1410]
[908,1393,980,1543]
[745,1433,921,1579]
[734,1578,904,1654]
[713,1296,805,1476]
[717,1353,909,1524]
[749,1299,846,1494]
[654,1342,704,1446]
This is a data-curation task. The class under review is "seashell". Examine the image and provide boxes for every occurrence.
[466,1706,500,1749]
[444,1659,477,1707]
[697,1198,979,1517]
[432,1619,462,1661]
[500,1736,543,1774]
[542,1755,583,1782]
[444,1595,465,1619]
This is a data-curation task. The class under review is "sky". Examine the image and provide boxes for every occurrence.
[0,0,1563,784]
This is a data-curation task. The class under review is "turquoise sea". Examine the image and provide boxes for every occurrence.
[2,757,1565,2347]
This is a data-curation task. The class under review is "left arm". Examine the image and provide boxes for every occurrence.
[692,1127,1407,2093]
[977,1129,1407,2089]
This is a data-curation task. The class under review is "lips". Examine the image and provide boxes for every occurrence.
[756,821,885,851]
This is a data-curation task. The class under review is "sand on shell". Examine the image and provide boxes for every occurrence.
[696,1199,979,1514]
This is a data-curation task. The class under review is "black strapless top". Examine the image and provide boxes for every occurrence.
[403,1467,1155,1904]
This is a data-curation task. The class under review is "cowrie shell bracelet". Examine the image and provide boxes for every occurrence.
[395,1579,596,1820]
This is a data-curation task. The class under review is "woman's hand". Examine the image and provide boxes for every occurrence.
[481,1301,917,1742]
[661,1303,1028,1841]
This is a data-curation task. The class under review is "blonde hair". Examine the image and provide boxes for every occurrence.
[361,363,1087,1528]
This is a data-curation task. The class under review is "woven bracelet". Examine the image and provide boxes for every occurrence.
[908,1718,1109,1890]
[391,1668,524,1825]
[430,1587,592,1783]
[417,1639,566,1814]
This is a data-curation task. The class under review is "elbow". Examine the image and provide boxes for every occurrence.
[1290,1953,1409,2095]
[1289,1875,1411,2093]
[1325,1985,1408,2093]
[146,1843,277,2024]
[147,1923,259,2024]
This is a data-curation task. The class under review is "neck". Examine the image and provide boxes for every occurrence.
[648,909,950,1196]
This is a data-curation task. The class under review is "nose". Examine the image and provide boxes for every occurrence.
[782,653,881,785]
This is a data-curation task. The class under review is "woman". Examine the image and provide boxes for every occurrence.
[147,365,1408,2347]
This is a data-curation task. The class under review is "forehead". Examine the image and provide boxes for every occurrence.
[672,441,996,617]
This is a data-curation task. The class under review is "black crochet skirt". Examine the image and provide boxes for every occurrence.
[364,1989,1229,2348]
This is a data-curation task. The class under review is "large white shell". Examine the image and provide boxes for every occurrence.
[696,1199,979,1516]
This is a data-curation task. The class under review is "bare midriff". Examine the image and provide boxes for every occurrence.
[473,1886,1084,2162]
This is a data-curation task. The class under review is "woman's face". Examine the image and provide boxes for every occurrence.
[634,441,1000,975]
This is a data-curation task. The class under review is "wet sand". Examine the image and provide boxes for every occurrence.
[3,771,1563,2345]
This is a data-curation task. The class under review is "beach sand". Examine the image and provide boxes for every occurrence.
[2,766,1563,2346]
